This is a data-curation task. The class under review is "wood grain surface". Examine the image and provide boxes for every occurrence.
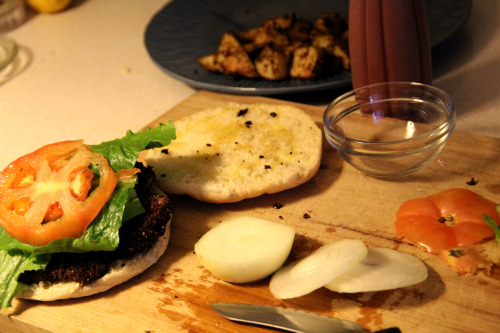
[1,90,499,333]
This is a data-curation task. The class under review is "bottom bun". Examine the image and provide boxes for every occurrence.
[16,219,171,301]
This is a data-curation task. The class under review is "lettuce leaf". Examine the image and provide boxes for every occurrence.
[0,122,176,309]
[483,204,500,247]
[0,250,50,309]
[90,123,175,172]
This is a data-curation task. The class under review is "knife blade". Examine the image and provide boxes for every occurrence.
[211,303,401,333]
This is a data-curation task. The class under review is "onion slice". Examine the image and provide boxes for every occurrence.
[325,247,428,293]
[194,216,295,283]
[269,239,368,299]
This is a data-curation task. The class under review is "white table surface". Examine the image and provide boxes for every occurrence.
[0,0,498,169]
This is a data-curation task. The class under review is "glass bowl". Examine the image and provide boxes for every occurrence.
[323,82,456,178]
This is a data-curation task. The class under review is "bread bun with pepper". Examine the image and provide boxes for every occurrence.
[141,103,322,203]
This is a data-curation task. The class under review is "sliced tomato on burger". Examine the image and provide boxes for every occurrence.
[0,140,118,246]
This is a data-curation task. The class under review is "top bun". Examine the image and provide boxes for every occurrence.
[141,103,322,203]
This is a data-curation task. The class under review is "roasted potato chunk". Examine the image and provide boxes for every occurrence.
[263,13,294,31]
[332,44,350,71]
[311,34,349,71]
[287,17,313,42]
[314,13,346,38]
[255,46,290,80]
[197,12,349,81]
[221,50,259,78]
[289,46,326,79]
[197,32,259,78]
[197,54,223,73]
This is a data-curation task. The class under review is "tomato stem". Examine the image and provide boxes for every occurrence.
[448,249,465,258]
[438,215,456,227]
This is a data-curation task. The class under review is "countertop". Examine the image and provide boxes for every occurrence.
[0,0,499,169]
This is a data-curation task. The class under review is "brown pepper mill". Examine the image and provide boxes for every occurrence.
[348,0,433,89]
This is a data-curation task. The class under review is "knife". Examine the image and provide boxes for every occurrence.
[211,303,401,333]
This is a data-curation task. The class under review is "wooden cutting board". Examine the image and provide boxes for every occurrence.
[1,90,499,333]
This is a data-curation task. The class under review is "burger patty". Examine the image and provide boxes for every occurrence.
[18,164,173,286]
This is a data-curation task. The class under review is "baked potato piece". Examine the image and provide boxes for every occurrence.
[221,50,259,78]
[237,27,259,44]
[289,46,326,79]
[197,54,224,73]
[262,13,295,31]
[311,34,335,53]
[198,32,259,78]
[287,17,314,42]
[198,11,349,80]
[216,32,243,54]
[311,34,350,71]
[240,16,291,53]
[314,13,346,38]
[255,46,290,80]
[332,44,350,71]
[247,29,289,52]
[197,32,241,73]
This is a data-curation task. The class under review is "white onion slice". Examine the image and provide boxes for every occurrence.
[325,247,428,293]
[269,239,368,299]
[194,216,295,283]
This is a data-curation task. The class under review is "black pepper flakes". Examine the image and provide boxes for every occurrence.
[206,143,212,147]
[466,177,478,185]
[237,108,248,117]
[273,203,284,209]
[270,112,277,117]
[161,174,166,177]
[303,213,311,219]
[265,165,271,170]
[245,120,253,128]
[259,155,264,159]
[161,149,169,154]
[279,215,284,219]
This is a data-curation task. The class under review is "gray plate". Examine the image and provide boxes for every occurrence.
[144,0,471,96]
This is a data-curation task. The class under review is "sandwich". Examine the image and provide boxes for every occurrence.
[0,122,176,309]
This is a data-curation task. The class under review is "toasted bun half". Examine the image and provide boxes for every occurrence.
[16,218,171,301]
[141,103,322,203]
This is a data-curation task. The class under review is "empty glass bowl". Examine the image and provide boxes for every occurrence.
[323,82,455,178]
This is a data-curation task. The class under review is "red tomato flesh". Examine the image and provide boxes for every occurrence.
[395,188,500,253]
[0,140,117,246]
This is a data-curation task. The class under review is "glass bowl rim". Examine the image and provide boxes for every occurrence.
[323,81,456,145]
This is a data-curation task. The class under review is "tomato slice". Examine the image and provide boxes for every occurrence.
[395,188,500,253]
[0,140,118,246]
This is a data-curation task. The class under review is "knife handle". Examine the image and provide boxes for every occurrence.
[375,328,402,333]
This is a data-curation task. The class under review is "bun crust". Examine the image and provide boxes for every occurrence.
[16,219,171,301]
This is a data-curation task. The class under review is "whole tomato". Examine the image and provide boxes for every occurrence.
[395,188,499,253]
